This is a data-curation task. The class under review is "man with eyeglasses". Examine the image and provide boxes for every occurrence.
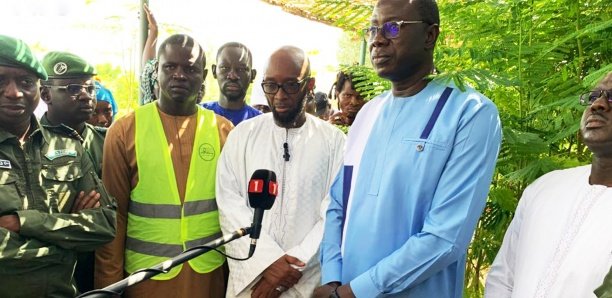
[216,45,345,297]
[0,35,116,297]
[486,72,612,297]
[201,42,261,126]
[316,0,502,297]
[39,51,112,293]
[95,34,233,298]
[40,52,106,177]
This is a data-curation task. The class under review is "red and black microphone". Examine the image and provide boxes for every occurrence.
[247,169,277,257]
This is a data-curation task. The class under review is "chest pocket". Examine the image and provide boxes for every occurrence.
[367,87,454,196]
[399,138,452,179]
[400,86,453,149]
[404,87,453,176]
[0,169,22,214]
[401,138,449,151]
[41,162,84,212]
[404,87,453,155]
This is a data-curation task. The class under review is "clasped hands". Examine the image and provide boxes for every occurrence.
[251,254,305,298]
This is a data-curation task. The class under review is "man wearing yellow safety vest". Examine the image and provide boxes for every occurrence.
[95,34,233,297]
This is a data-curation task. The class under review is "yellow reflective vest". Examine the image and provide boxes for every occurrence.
[125,104,224,280]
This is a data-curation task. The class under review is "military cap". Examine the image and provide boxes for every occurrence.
[0,34,48,80]
[42,51,96,79]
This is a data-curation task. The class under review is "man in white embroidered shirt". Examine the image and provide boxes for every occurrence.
[216,46,346,297]
[485,72,612,298]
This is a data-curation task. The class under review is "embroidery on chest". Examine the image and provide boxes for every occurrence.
[45,149,77,161]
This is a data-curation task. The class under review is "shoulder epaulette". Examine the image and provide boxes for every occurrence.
[41,123,84,142]
[92,126,108,136]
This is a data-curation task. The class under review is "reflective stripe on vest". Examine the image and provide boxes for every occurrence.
[128,200,219,218]
[126,104,224,280]
[126,231,224,257]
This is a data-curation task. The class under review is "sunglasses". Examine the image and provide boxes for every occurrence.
[579,90,612,106]
[45,84,97,97]
[365,20,426,42]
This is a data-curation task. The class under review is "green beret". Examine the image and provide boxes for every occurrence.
[0,34,48,80]
[42,51,96,79]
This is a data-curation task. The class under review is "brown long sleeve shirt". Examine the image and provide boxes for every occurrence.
[95,104,233,297]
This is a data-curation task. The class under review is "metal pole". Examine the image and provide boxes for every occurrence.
[359,37,367,66]
[78,227,251,298]
[136,0,149,78]
[138,0,149,100]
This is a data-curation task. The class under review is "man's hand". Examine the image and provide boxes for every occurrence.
[337,284,356,298]
[313,282,340,298]
[143,3,158,35]
[328,111,347,125]
[0,214,20,233]
[262,255,305,287]
[71,190,101,213]
[250,278,282,298]
[251,255,305,297]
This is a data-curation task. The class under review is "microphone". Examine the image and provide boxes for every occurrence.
[247,169,277,257]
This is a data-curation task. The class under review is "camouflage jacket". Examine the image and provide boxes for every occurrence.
[0,117,116,281]
[39,114,107,177]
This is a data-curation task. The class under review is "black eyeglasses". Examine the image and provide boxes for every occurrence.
[261,77,309,95]
[579,90,612,106]
[45,84,97,97]
[365,20,425,42]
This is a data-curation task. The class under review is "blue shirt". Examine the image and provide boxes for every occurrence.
[200,101,261,126]
[320,81,502,297]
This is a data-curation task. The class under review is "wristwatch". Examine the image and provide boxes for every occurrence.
[329,287,341,298]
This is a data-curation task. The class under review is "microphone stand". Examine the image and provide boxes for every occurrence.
[78,227,252,298]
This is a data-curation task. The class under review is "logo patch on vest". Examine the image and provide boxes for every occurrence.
[0,159,11,169]
[45,149,77,161]
[198,143,215,161]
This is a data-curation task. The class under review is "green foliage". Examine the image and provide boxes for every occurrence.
[95,63,139,118]
[442,1,610,296]
[340,64,391,101]
[334,124,350,134]
[311,0,373,33]
[306,0,612,297]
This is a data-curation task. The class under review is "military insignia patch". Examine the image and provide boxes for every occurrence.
[53,62,68,75]
[45,149,77,161]
[0,159,11,169]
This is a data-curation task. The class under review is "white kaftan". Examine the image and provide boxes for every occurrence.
[486,165,612,298]
[216,113,345,297]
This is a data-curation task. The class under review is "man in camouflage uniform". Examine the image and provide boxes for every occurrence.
[39,51,110,292]
[0,34,116,298]
[40,51,106,177]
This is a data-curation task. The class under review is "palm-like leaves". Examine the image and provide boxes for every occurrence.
[264,0,611,296]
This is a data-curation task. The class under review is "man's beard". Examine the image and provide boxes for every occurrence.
[221,83,246,102]
[224,94,245,102]
[272,96,306,126]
